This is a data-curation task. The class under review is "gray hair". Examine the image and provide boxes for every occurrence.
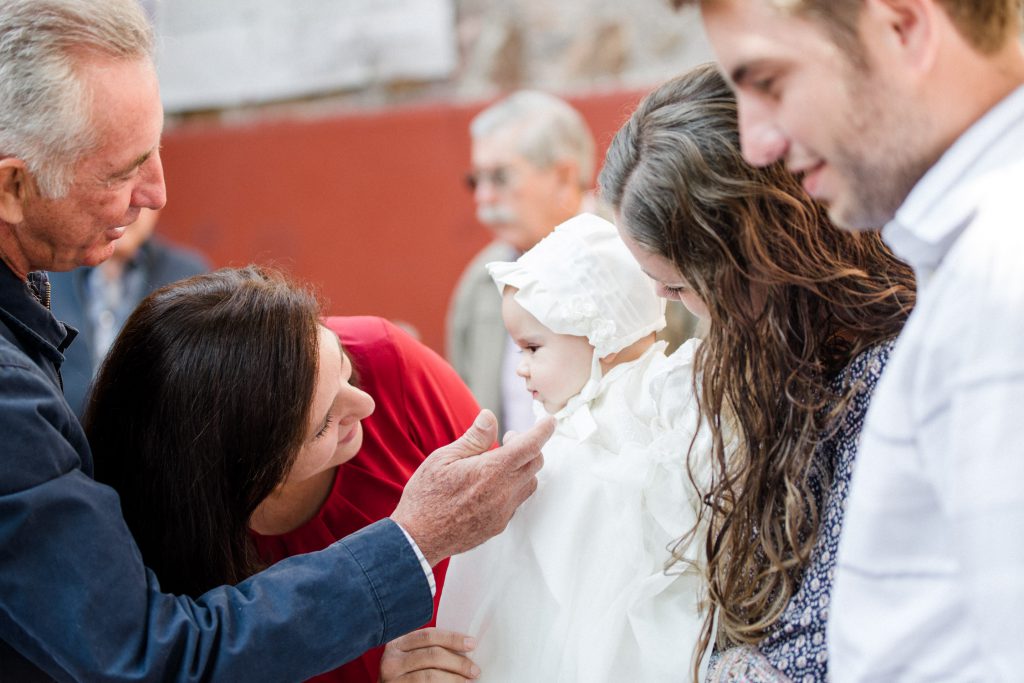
[470,90,596,189]
[0,0,154,198]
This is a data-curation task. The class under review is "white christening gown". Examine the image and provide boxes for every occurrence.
[437,340,712,682]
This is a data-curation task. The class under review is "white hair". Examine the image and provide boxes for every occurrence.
[0,0,153,198]
[470,90,596,189]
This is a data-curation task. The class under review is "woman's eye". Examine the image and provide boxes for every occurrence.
[314,415,333,439]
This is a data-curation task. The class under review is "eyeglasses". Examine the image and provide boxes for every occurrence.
[464,166,513,192]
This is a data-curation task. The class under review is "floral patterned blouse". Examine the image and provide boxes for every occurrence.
[707,341,896,683]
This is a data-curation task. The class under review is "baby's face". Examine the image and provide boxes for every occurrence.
[502,288,594,414]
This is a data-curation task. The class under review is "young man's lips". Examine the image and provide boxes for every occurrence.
[797,161,826,197]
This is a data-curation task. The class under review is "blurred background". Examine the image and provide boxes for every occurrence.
[150,0,713,352]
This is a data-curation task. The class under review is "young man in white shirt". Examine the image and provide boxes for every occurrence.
[672,0,1024,680]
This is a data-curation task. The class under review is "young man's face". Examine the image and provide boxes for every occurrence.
[701,0,935,230]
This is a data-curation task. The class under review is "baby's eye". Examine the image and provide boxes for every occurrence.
[518,344,539,354]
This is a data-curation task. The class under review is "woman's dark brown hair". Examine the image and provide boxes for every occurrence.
[84,265,322,597]
[599,63,915,662]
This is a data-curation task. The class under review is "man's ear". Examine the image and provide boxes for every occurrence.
[865,0,940,75]
[552,158,583,203]
[0,158,29,225]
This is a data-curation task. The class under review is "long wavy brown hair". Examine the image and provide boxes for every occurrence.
[599,63,916,664]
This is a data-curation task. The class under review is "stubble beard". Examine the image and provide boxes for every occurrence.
[827,73,936,231]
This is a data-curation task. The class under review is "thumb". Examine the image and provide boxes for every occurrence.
[445,409,498,460]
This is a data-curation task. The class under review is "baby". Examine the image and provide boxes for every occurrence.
[437,213,712,682]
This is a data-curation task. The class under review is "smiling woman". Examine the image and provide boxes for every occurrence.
[85,265,484,683]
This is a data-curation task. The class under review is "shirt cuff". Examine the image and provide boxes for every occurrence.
[395,522,436,598]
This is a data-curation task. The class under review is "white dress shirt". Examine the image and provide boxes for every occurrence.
[828,86,1024,681]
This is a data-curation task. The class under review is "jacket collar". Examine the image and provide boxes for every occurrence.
[0,260,77,363]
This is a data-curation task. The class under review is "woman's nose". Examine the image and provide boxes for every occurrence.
[342,386,375,423]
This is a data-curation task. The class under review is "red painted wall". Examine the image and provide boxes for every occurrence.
[158,89,648,354]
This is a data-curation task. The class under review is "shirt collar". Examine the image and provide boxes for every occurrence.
[884,84,1024,277]
[549,341,667,443]
[0,260,76,355]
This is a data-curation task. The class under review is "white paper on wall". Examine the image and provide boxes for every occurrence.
[153,0,457,112]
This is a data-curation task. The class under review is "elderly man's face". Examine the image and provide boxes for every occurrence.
[15,55,166,273]
[469,125,574,252]
[701,0,934,230]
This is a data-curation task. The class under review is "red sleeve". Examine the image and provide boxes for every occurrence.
[384,321,483,453]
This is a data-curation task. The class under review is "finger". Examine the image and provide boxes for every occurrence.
[501,430,518,445]
[440,410,498,461]
[382,658,473,683]
[512,474,540,508]
[398,671,472,683]
[488,415,554,469]
[401,645,480,679]
[525,450,544,477]
[395,628,476,653]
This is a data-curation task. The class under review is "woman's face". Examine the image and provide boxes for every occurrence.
[281,325,376,486]
[615,221,711,320]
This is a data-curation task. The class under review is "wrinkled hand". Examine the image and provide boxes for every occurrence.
[378,628,479,682]
[392,409,553,566]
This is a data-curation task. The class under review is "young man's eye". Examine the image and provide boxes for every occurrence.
[750,74,782,99]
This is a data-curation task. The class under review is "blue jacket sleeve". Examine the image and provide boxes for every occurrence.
[0,358,434,682]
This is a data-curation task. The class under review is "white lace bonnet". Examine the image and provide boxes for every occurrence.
[486,213,666,359]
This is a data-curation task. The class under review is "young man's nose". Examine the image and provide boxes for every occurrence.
[737,100,789,167]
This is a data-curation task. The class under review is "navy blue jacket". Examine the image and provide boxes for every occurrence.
[0,262,432,682]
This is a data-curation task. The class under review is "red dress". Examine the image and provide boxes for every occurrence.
[250,316,481,683]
